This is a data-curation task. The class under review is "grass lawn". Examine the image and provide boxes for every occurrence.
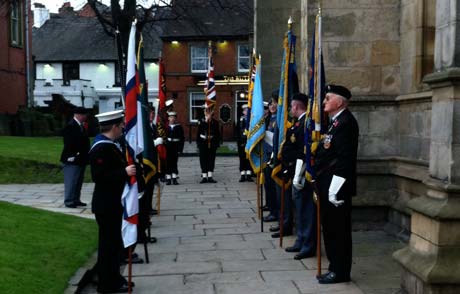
[0,201,98,294]
[0,136,92,184]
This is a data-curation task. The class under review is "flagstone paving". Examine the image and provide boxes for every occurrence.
[0,154,404,294]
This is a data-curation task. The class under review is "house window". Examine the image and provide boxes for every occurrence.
[191,46,208,73]
[10,0,23,47]
[63,62,79,85]
[189,92,205,122]
[238,44,250,72]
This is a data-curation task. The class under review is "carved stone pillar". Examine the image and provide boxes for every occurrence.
[393,1,460,293]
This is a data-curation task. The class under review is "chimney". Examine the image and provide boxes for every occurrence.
[33,3,50,28]
[58,2,74,14]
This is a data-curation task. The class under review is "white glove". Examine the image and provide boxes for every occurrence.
[154,137,164,146]
[67,157,75,162]
[293,159,306,190]
[328,175,346,207]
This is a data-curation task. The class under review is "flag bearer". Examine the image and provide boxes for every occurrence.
[165,111,184,185]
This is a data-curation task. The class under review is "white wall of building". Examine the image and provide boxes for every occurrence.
[33,7,50,28]
[80,62,116,89]
[36,63,63,82]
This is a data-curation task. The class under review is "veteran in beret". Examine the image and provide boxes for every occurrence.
[314,85,359,284]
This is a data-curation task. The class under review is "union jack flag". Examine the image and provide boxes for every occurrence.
[204,43,216,107]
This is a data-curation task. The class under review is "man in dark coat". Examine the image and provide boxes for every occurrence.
[165,111,185,185]
[196,105,220,183]
[281,93,317,260]
[89,110,136,293]
[237,104,253,182]
[60,107,90,208]
[314,85,359,284]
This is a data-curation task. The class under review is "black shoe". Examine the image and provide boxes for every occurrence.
[294,251,315,260]
[75,201,87,207]
[262,205,270,211]
[271,230,292,238]
[263,215,278,222]
[207,177,217,183]
[200,178,208,184]
[317,271,350,284]
[269,225,280,232]
[239,175,246,182]
[172,178,178,185]
[285,246,301,253]
[166,179,172,185]
[316,271,331,280]
[97,284,129,293]
[149,209,158,216]
[65,204,77,208]
[120,256,144,265]
[245,175,253,182]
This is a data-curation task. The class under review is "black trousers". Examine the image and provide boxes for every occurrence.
[199,146,217,174]
[166,144,179,175]
[237,144,251,172]
[318,175,352,279]
[95,212,124,291]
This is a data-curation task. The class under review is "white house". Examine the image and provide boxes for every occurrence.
[32,8,161,113]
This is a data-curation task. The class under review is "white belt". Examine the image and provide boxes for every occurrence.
[200,134,213,139]
[167,138,181,142]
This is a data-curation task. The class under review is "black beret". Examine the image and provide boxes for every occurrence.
[325,84,352,100]
[292,93,308,106]
[73,107,88,114]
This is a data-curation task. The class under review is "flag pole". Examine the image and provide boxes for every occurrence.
[259,145,264,232]
[128,247,133,294]
[279,178,285,248]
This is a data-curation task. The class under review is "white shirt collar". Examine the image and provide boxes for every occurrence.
[298,112,306,120]
[331,109,345,121]
[73,117,82,126]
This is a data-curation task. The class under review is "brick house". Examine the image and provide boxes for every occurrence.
[0,0,33,114]
[160,0,253,141]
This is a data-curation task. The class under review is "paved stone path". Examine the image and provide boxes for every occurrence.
[0,155,404,294]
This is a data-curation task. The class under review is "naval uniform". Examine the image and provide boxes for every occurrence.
[281,113,317,255]
[237,115,252,176]
[166,123,185,178]
[314,108,359,280]
[196,118,220,178]
[89,134,128,292]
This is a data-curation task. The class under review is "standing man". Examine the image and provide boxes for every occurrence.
[237,104,253,182]
[89,110,136,293]
[60,107,90,208]
[165,111,185,185]
[315,85,359,284]
[281,93,317,260]
[196,105,220,183]
[263,96,278,222]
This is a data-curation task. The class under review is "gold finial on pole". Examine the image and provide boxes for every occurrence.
[288,16,293,29]
[208,40,212,47]
[318,0,322,15]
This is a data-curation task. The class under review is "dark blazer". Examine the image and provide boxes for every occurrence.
[60,119,90,166]
[166,124,185,153]
[315,108,359,198]
[281,114,306,178]
[196,118,220,149]
[89,140,128,214]
[237,116,248,147]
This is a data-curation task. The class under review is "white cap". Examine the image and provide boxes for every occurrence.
[167,111,177,116]
[263,101,269,107]
[241,104,248,109]
[95,109,124,125]
[165,99,174,107]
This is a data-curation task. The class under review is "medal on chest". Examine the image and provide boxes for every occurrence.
[290,133,296,143]
[323,134,332,149]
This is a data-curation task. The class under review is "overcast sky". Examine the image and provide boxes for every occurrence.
[32,0,167,13]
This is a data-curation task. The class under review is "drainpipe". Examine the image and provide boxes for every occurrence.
[24,0,33,107]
